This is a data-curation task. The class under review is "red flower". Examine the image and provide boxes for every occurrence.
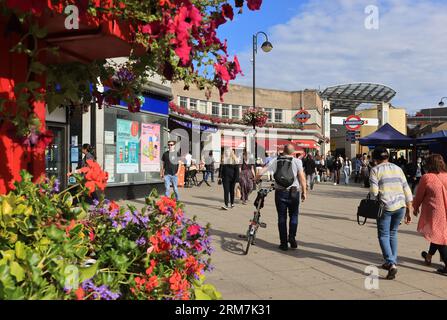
[222,4,234,21]
[109,200,120,212]
[247,0,263,11]
[187,224,201,237]
[169,271,190,292]
[145,276,159,292]
[65,219,76,237]
[145,260,157,276]
[75,287,85,300]
[78,160,108,195]
[89,229,95,242]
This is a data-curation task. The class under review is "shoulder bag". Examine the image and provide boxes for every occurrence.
[357,193,384,225]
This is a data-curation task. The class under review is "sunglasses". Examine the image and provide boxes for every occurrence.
[168,144,175,147]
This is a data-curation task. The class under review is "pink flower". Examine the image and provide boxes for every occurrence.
[187,225,201,236]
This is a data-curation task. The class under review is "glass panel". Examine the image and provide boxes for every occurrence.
[275,109,283,123]
[179,96,188,108]
[103,107,167,185]
[264,108,273,122]
[232,105,240,119]
[45,126,65,186]
[212,102,220,116]
[222,104,229,118]
[190,98,197,111]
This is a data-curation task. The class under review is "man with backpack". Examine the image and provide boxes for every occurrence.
[255,144,307,251]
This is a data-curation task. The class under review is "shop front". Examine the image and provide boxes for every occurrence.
[100,93,170,200]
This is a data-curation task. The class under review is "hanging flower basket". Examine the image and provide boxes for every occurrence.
[242,107,268,127]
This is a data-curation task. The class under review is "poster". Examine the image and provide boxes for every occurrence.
[70,147,79,162]
[116,119,139,174]
[141,123,161,172]
[104,154,115,182]
[104,131,115,145]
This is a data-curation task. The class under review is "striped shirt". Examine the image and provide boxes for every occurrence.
[369,162,413,212]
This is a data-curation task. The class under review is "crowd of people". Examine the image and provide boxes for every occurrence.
[161,140,447,279]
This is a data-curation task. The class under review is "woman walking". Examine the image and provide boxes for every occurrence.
[333,156,343,185]
[343,156,352,185]
[369,147,413,280]
[239,151,256,205]
[218,148,239,210]
[412,154,447,275]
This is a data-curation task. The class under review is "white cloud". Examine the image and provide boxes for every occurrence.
[234,0,447,111]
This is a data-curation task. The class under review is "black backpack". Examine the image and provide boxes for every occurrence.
[274,157,295,188]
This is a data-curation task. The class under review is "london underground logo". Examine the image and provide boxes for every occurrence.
[344,115,364,131]
[295,110,311,124]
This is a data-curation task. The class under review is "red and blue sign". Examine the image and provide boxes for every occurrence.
[343,115,364,131]
[294,109,311,124]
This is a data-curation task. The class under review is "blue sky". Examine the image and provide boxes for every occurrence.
[216,0,447,112]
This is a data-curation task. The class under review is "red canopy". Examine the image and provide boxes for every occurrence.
[291,139,319,149]
[221,136,246,149]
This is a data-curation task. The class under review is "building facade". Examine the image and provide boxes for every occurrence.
[170,82,325,163]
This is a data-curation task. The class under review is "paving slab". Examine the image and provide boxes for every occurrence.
[128,181,447,300]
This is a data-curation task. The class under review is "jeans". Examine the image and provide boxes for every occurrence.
[306,174,315,190]
[204,170,214,182]
[164,175,179,200]
[334,169,341,184]
[377,208,406,265]
[275,189,300,245]
[343,167,350,184]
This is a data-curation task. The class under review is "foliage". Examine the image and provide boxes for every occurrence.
[0,168,219,300]
[0,0,263,143]
[241,107,268,127]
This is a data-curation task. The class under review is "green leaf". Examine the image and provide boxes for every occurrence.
[79,263,98,282]
[15,242,26,260]
[10,261,25,282]
[30,62,46,75]
[194,289,212,300]
[46,225,65,242]
[63,193,73,207]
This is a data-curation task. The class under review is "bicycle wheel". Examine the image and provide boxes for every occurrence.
[244,234,253,255]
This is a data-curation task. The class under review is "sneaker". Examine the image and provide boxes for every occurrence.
[381,263,392,271]
[289,238,298,249]
[230,204,235,208]
[221,205,229,211]
[386,265,398,280]
[279,243,288,251]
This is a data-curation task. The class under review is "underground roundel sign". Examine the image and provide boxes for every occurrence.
[344,115,364,131]
[294,109,311,124]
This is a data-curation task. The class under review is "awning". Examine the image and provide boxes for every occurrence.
[221,136,245,149]
[359,123,414,147]
[291,140,319,149]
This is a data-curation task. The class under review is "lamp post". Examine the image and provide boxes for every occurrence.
[438,97,447,107]
[252,31,273,161]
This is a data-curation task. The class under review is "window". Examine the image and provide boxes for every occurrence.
[199,100,207,113]
[232,105,240,119]
[179,96,188,108]
[242,106,249,116]
[212,102,220,116]
[264,108,273,122]
[222,104,230,118]
[275,109,283,123]
[189,98,197,111]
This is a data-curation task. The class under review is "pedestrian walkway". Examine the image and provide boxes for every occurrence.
[129,182,447,300]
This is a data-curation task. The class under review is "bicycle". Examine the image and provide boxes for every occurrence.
[244,183,275,255]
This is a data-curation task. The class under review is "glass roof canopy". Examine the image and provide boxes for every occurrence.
[320,83,396,110]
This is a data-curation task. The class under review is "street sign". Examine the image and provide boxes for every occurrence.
[294,109,311,124]
[343,115,364,131]
[331,116,378,126]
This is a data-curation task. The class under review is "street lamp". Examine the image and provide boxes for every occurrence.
[439,97,447,107]
[252,31,273,160]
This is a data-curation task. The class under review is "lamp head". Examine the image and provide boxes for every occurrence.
[439,101,445,107]
[261,41,273,53]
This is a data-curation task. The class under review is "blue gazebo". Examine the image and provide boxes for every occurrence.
[359,123,415,147]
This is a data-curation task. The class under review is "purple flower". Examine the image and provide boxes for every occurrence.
[81,279,120,300]
[136,237,146,246]
[53,179,60,193]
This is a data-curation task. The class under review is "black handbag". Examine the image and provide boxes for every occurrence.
[357,193,384,225]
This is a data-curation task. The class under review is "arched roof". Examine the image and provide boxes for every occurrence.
[320,83,396,110]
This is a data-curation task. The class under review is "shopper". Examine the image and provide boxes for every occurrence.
[218,148,239,210]
[333,155,343,185]
[354,155,362,183]
[239,151,256,205]
[326,152,335,182]
[407,157,425,193]
[369,147,413,280]
[204,151,215,183]
[361,154,370,188]
[80,143,95,168]
[412,154,447,275]
[304,154,317,190]
[343,156,352,185]
[161,140,180,201]
[256,144,307,251]
[264,153,274,182]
